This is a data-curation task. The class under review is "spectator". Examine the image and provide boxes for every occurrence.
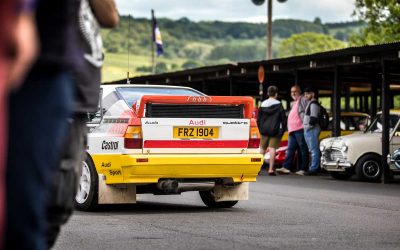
[257,86,287,175]
[5,0,80,249]
[276,85,309,175]
[1,0,38,247]
[303,87,321,175]
[46,0,119,248]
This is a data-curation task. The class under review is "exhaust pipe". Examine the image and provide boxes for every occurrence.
[157,179,179,192]
[157,180,215,193]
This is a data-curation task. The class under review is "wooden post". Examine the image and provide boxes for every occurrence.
[381,60,390,184]
[333,66,341,137]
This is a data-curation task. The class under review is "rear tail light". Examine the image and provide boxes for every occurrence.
[124,126,143,149]
[248,126,260,148]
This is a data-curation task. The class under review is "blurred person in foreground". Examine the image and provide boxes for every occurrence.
[257,86,287,175]
[5,0,81,249]
[1,0,38,247]
[276,85,309,175]
[46,0,119,248]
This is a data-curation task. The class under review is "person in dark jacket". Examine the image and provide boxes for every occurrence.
[46,0,119,248]
[257,86,287,175]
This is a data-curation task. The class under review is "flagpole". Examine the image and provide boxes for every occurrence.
[151,9,156,74]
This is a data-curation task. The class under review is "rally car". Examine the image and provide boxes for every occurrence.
[75,84,263,210]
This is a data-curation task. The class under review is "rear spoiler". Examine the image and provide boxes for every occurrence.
[134,95,254,118]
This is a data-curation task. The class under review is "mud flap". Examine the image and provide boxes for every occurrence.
[213,182,249,202]
[98,174,137,204]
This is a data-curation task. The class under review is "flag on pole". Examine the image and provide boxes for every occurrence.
[152,11,164,56]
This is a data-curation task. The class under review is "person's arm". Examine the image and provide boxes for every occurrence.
[309,103,319,126]
[7,1,38,91]
[280,106,287,132]
[89,0,119,28]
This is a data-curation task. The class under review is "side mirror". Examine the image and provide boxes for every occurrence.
[132,101,137,113]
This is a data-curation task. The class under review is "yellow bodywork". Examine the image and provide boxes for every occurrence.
[91,154,263,184]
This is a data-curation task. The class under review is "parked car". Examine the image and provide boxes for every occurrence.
[321,110,400,181]
[264,112,371,166]
[75,84,263,210]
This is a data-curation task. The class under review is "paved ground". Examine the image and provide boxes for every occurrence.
[54,173,400,250]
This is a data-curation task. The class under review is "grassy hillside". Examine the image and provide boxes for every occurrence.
[101,17,364,83]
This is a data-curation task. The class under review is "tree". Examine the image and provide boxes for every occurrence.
[155,62,168,74]
[351,0,400,45]
[277,32,346,58]
[182,60,202,70]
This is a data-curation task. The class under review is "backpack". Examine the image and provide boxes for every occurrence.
[309,101,329,129]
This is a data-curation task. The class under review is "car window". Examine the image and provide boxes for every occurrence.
[366,114,399,133]
[116,87,204,107]
[328,115,369,131]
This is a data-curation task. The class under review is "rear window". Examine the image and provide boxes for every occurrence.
[117,87,204,107]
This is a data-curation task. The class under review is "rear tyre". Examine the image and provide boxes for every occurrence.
[75,155,98,211]
[199,190,238,208]
[355,154,382,182]
[330,169,353,180]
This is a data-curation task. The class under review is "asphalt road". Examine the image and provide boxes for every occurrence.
[54,173,400,250]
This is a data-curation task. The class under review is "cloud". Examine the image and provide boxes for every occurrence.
[116,0,357,23]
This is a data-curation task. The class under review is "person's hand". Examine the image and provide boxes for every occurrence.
[89,0,119,28]
[7,12,38,91]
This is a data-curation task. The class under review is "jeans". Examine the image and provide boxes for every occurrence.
[304,127,321,172]
[283,129,308,171]
[47,116,87,249]
[6,72,73,250]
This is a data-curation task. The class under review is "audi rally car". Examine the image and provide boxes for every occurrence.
[75,84,262,210]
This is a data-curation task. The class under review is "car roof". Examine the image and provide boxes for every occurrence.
[100,84,204,97]
[339,112,370,117]
[376,109,400,115]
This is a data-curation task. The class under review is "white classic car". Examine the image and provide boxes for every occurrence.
[320,110,400,181]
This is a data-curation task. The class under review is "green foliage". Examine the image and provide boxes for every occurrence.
[101,16,362,82]
[182,60,203,70]
[350,0,400,45]
[277,32,346,58]
[156,62,168,74]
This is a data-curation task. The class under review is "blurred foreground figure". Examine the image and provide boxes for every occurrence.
[0,0,38,248]
[5,0,80,249]
[46,0,119,248]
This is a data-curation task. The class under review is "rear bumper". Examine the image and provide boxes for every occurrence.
[91,153,263,184]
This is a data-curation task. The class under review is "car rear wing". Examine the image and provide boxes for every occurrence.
[134,95,254,119]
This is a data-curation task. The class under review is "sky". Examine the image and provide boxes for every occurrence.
[116,0,358,23]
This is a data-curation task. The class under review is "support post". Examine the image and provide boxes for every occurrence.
[345,86,350,111]
[151,10,156,74]
[266,0,272,59]
[381,60,390,184]
[359,95,364,112]
[333,66,341,137]
[371,82,377,116]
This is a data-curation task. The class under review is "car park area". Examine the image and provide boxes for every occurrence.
[55,173,400,250]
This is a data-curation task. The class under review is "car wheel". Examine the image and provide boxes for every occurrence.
[75,155,98,211]
[199,190,238,208]
[355,154,382,181]
[330,169,354,180]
